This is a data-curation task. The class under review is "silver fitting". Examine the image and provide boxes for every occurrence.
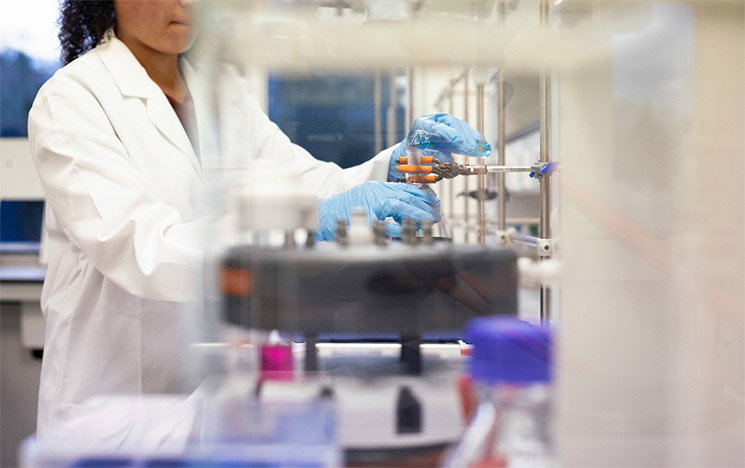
[305,228,315,248]
[496,228,513,245]
[537,238,558,257]
[421,221,434,246]
[336,219,348,247]
[373,221,388,246]
[402,219,417,246]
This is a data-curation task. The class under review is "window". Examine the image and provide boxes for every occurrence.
[0,0,61,137]
[268,74,405,168]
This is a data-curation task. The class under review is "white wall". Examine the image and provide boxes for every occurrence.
[1,138,44,200]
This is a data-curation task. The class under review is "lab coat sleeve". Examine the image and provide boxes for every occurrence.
[242,90,395,199]
[28,81,204,303]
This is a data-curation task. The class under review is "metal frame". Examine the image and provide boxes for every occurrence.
[538,0,552,325]
[426,0,556,325]
[369,0,557,325]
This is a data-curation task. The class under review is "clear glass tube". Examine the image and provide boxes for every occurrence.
[405,129,430,184]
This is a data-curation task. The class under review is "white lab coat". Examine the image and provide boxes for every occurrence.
[28,35,393,437]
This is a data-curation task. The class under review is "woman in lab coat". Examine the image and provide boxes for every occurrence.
[29,0,485,436]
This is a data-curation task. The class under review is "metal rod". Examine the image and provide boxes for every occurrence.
[540,235,552,324]
[497,76,507,233]
[305,334,318,372]
[446,215,540,224]
[447,69,469,87]
[511,232,539,245]
[487,165,533,173]
[453,225,539,235]
[387,71,398,148]
[503,217,540,225]
[497,0,507,234]
[507,119,540,144]
[539,0,552,326]
[452,165,533,176]
[463,69,470,243]
[406,67,415,134]
[374,70,382,154]
[476,82,486,245]
[448,82,455,229]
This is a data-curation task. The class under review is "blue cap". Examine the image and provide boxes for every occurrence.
[466,317,553,384]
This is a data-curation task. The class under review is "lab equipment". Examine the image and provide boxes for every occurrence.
[529,161,558,179]
[444,317,554,468]
[219,208,519,459]
[395,156,555,183]
[18,1,745,467]
[404,129,431,184]
[260,340,294,381]
[221,242,518,373]
[388,113,491,183]
[315,181,441,240]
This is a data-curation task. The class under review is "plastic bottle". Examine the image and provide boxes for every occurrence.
[444,317,554,468]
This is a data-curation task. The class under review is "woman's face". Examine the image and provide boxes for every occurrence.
[114,0,196,55]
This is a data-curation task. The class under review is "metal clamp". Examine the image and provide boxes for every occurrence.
[537,238,559,257]
[396,157,538,183]
[529,161,558,178]
[502,228,559,257]
[496,229,511,245]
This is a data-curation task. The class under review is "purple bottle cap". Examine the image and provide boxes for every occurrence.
[466,317,553,384]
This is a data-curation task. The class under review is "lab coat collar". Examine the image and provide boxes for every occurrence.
[97,36,164,100]
[97,36,203,179]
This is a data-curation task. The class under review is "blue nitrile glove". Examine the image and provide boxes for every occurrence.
[388,113,491,182]
[316,181,441,241]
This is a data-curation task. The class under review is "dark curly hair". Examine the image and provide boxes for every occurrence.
[58,0,116,65]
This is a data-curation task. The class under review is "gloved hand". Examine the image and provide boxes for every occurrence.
[316,181,441,241]
[388,113,490,182]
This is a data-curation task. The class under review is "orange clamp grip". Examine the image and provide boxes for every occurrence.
[396,156,434,165]
[405,175,438,184]
[396,165,434,174]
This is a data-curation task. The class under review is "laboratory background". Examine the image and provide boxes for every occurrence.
[1,0,744,467]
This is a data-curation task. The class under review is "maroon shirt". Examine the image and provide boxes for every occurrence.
[165,93,199,156]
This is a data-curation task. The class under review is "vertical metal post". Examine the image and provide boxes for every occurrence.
[463,69,470,243]
[476,82,486,244]
[406,67,415,133]
[305,333,318,372]
[374,71,382,154]
[448,81,456,227]
[539,0,552,325]
[387,71,398,148]
[497,0,507,234]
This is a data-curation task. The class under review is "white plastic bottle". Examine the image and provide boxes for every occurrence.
[444,317,555,468]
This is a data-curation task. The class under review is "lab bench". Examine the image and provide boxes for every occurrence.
[0,242,45,468]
